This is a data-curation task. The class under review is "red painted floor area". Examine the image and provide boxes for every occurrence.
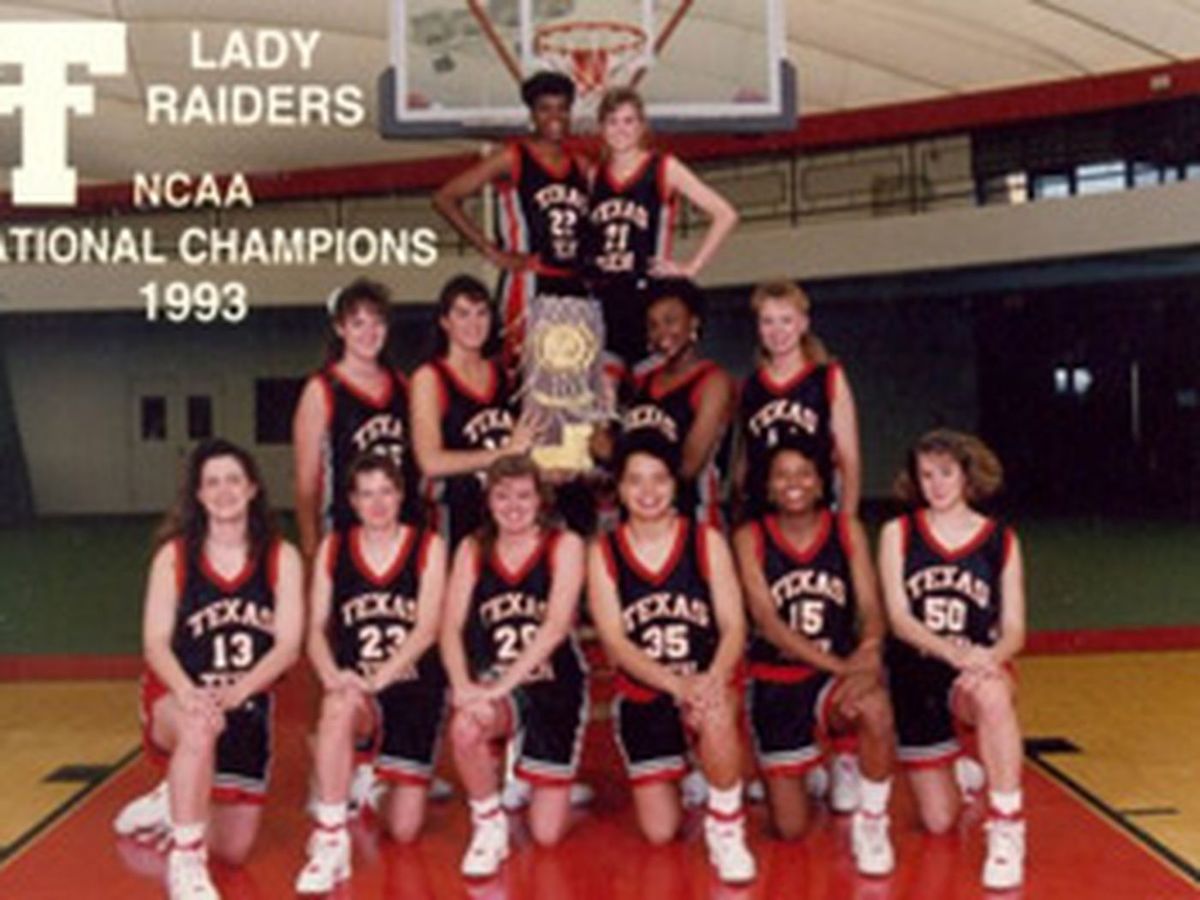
[0,673,1193,900]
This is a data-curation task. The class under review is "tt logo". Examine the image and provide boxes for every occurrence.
[0,22,127,206]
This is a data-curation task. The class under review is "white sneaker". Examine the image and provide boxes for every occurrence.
[295,827,351,894]
[680,769,709,808]
[569,782,595,807]
[167,846,219,900]
[704,812,757,884]
[806,764,830,799]
[429,776,454,802]
[983,816,1025,890]
[114,781,169,836]
[851,811,895,876]
[349,763,384,815]
[745,778,766,804]
[955,756,987,798]
[500,776,532,811]
[462,812,509,879]
[830,753,861,813]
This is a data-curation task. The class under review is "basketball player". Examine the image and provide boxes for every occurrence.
[410,275,541,550]
[295,455,447,893]
[133,439,303,900]
[734,443,895,875]
[588,87,738,371]
[292,278,419,565]
[614,279,733,526]
[432,71,589,370]
[441,455,589,877]
[587,433,756,884]
[736,280,861,520]
[878,429,1027,891]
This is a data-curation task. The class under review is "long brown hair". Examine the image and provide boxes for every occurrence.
[155,438,278,563]
[475,454,555,558]
[750,280,829,365]
[893,429,1004,507]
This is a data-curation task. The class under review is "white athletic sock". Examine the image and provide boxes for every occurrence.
[859,776,892,816]
[989,789,1022,817]
[172,821,205,850]
[313,801,347,830]
[707,782,743,817]
[470,793,502,820]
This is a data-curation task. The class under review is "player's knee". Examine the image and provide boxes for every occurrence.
[639,817,678,846]
[386,810,423,844]
[529,814,568,848]
[773,807,809,841]
[450,710,483,751]
[210,830,255,866]
[856,689,894,737]
[176,710,219,756]
[317,691,357,733]
[918,797,958,835]
[971,678,1015,724]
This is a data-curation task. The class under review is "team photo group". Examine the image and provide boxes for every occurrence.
[119,73,1029,899]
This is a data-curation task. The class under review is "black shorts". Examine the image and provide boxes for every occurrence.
[887,652,962,768]
[593,277,650,369]
[613,691,690,785]
[370,679,447,784]
[748,673,837,777]
[507,676,588,785]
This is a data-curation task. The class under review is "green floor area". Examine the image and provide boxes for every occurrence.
[0,515,1196,656]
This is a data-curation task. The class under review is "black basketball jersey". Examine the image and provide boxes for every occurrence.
[747,512,858,678]
[601,518,718,698]
[170,540,278,691]
[739,363,838,505]
[327,525,439,683]
[587,152,675,279]
[495,141,589,276]
[319,366,417,528]
[464,531,584,686]
[622,360,727,525]
[894,511,1012,655]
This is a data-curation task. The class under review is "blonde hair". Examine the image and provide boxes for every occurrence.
[893,429,1005,507]
[750,280,829,365]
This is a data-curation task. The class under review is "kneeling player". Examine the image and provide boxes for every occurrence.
[878,429,1027,890]
[441,454,589,877]
[733,444,895,874]
[295,455,447,892]
[588,434,755,884]
[136,439,303,900]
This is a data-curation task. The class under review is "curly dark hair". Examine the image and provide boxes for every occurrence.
[323,277,395,367]
[428,274,500,360]
[893,428,1004,507]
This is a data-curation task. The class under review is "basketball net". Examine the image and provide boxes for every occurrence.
[534,20,648,132]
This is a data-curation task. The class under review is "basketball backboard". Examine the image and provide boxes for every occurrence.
[380,0,795,137]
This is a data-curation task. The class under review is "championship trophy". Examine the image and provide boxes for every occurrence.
[520,294,612,472]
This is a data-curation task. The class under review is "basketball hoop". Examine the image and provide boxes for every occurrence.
[534,20,648,125]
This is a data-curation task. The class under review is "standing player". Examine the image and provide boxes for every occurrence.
[736,280,861,520]
[133,439,303,900]
[440,455,589,877]
[587,434,755,884]
[877,429,1027,890]
[734,444,895,875]
[432,72,590,369]
[588,87,739,371]
[410,275,540,549]
[295,455,447,893]
[292,278,419,565]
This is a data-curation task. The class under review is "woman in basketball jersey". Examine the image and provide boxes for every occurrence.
[588,87,739,370]
[587,433,756,884]
[139,439,303,900]
[733,443,895,875]
[440,455,588,877]
[410,275,541,549]
[295,455,447,893]
[293,278,418,566]
[432,72,590,370]
[878,429,1027,891]
[615,279,733,526]
[735,280,861,520]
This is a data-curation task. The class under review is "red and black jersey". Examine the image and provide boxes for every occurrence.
[495,141,589,277]
[738,363,838,513]
[317,366,418,528]
[464,531,585,687]
[170,540,279,690]
[419,358,516,546]
[326,525,441,684]
[587,152,676,280]
[621,359,728,526]
[893,511,1012,654]
[600,518,719,700]
[746,512,858,680]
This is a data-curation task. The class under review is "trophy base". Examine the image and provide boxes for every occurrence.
[531,422,595,472]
